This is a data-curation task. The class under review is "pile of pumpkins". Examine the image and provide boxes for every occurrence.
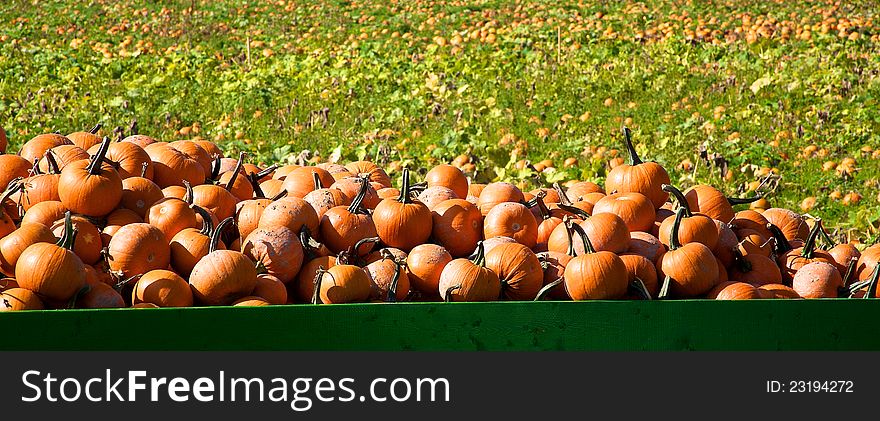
[0,126,877,311]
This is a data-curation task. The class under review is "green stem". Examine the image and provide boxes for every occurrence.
[55,211,76,250]
[766,223,793,253]
[662,184,692,217]
[531,191,551,220]
[552,182,572,206]
[621,126,643,165]
[210,217,234,254]
[668,207,687,250]
[658,275,672,300]
[444,284,462,303]
[346,175,371,214]
[842,257,858,286]
[471,241,487,267]
[397,168,413,204]
[556,203,591,219]
[800,219,823,259]
[255,164,278,180]
[183,181,194,205]
[86,136,112,175]
[727,195,762,206]
[534,276,564,301]
[568,220,596,254]
[225,152,246,191]
[629,278,652,300]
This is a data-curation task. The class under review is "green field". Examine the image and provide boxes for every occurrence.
[1,0,879,238]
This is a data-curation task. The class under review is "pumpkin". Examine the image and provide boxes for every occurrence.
[242,226,304,284]
[604,128,670,208]
[66,124,103,150]
[192,140,223,160]
[0,288,45,311]
[731,209,772,240]
[0,155,32,190]
[316,163,353,181]
[727,247,782,286]
[74,281,126,309]
[856,245,880,282]
[483,236,518,255]
[365,250,410,302]
[170,206,224,278]
[330,176,381,209]
[217,153,255,201]
[657,208,719,298]
[778,220,835,283]
[131,303,160,309]
[0,222,57,277]
[562,220,629,300]
[658,184,719,250]
[535,250,572,301]
[529,192,568,252]
[438,242,501,302]
[122,134,159,149]
[761,208,809,242]
[627,231,666,264]
[827,243,861,276]
[292,256,337,303]
[93,141,154,180]
[107,223,170,281]
[565,181,604,202]
[372,169,432,251]
[736,230,774,258]
[406,244,453,298]
[20,200,66,228]
[417,186,458,210]
[232,296,271,306]
[37,145,88,173]
[15,212,87,304]
[0,182,24,238]
[592,192,656,232]
[425,164,468,199]
[146,182,200,242]
[57,136,123,217]
[485,242,544,300]
[258,196,320,239]
[272,165,300,181]
[708,282,761,300]
[19,133,72,163]
[50,215,102,265]
[620,253,659,299]
[684,184,761,223]
[191,160,242,221]
[345,161,392,188]
[169,141,213,177]
[548,212,629,255]
[314,264,372,304]
[283,166,335,198]
[145,142,206,188]
[120,175,164,218]
[431,199,483,257]
[132,269,194,308]
[251,274,288,305]
[234,174,273,241]
[303,172,350,220]
[757,284,801,299]
[483,201,539,249]
[476,182,524,216]
[319,177,378,254]
[190,218,258,306]
[791,261,842,298]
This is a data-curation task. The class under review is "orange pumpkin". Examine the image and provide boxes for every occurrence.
[438,242,501,302]
[107,223,170,281]
[170,206,224,278]
[431,198,482,257]
[372,169,432,251]
[314,264,371,304]
[189,218,258,306]
[0,222,57,277]
[251,274,288,305]
[50,215,102,265]
[708,282,761,300]
[476,182,524,216]
[345,161,392,188]
[242,226,304,284]
[791,261,842,298]
[19,133,72,163]
[563,221,629,300]
[0,288,45,311]
[485,242,544,300]
[132,269,194,308]
[657,184,719,250]
[66,124,103,150]
[604,127,670,208]
[15,213,87,304]
[483,201,538,249]
[406,244,453,298]
[425,164,468,199]
[657,208,719,298]
[777,220,835,283]
[592,192,656,232]
[319,177,378,254]
[365,250,410,302]
[57,137,123,217]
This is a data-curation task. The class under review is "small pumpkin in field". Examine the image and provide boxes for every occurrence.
[190,218,258,306]
[57,136,123,217]
[485,242,544,301]
[438,242,501,302]
[431,198,482,258]
[563,221,629,300]
[483,201,539,249]
[373,169,432,251]
[314,264,371,304]
[604,127,670,208]
[15,212,87,304]
[684,184,761,224]
[132,269,194,308]
[657,208,719,299]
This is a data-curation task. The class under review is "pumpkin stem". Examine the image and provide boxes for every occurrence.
[88,123,102,134]
[225,152,247,191]
[409,181,428,194]
[299,226,323,259]
[800,218,823,259]
[311,266,327,305]
[444,284,462,302]
[312,171,323,190]
[621,126,643,166]
[817,223,837,250]
[563,217,577,257]
[397,168,413,204]
[628,278,652,300]
[87,136,112,175]
[31,158,42,175]
[766,223,793,254]
[255,164,278,180]
[568,220,597,255]
[668,207,687,251]
[346,175,371,214]
[864,263,879,299]
[210,155,222,181]
[349,237,380,260]
[247,173,266,199]
[385,255,405,303]
[210,217,235,254]
[552,182,572,206]
[0,180,25,218]
[534,276,564,301]
[732,246,753,273]
[55,211,77,250]
[727,194,762,206]
[530,191,552,220]
[658,275,672,300]
[662,184,693,217]
[271,189,288,201]
[182,180,194,205]
[471,241,487,267]
[556,203,591,219]
[44,150,61,174]
[192,205,215,236]
[140,161,150,178]
[842,257,858,287]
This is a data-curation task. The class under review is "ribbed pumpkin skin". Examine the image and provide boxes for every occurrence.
[564,251,628,300]
[437,259,501,302]
[620,253,659,298]
[190,250,258,306]
[0,288,45,311]
[684,185,734,223]
[431,199,482,258]
[605,162,670,209]
[658,213,719,250]
[318,265,371,304]
[15,242,86,303]
[19,133,72,163]
[483,202,538,249]
[242,227,304,284]
[100,142,154,180]
[627,232,666,264]
[728,254,782,286]
[372,198,432,251]
[57,160,123,217]
[658,242,719,298]
[21,201,67,228]
[828,243,861,275]
[593,192,656,233]
[293,256,337,303]
[170,227,224,278]
[252,274,288,305]
[485,243,543,301]
[0,223,57,277]
[708,282,761,300]
[319,206,377,254]
[762,208,809,241]
[792,262,842,299]
[147,197,199,243]
[476,182,524,216]
[406,244,453,297]
[0,155,32,189]
[259,197,319,236]
[107,224,170,280]
[50,216,102,265]
[425,164,468,199]
[132,270,194,308]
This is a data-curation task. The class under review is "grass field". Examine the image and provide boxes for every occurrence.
[1,0,879,239]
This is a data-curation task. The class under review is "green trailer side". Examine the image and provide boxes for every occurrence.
[3,300,878,351]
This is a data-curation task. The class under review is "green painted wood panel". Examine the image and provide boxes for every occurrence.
[2,300,878,351]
